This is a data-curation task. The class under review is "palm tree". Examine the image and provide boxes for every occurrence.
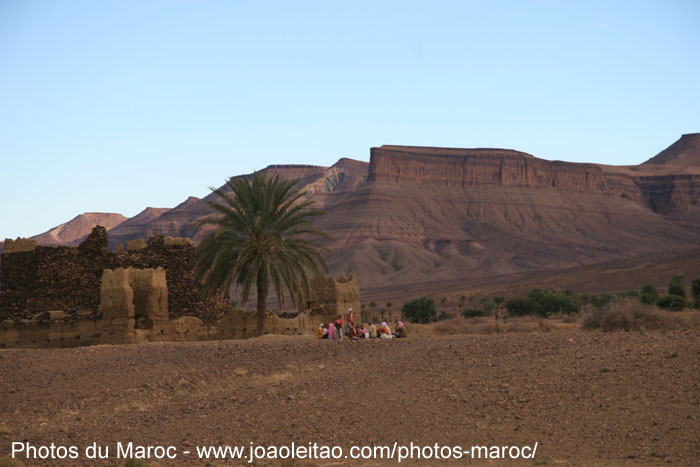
[369,301,377,321]
[440,296,448,318]
[386,301,393,322]
[458,295,466,317]
[195,172,330,335]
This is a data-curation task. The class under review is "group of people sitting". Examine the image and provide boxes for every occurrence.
[316,307,408,340]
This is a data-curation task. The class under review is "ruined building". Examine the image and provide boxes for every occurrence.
[0,226,214,323]
[0,226,361,348]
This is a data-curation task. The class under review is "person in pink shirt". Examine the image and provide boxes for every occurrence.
[335,316,344,340]
[328,322,335,340]
[346,307,355,336]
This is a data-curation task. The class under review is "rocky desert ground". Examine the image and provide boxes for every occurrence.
[1,329,699,466]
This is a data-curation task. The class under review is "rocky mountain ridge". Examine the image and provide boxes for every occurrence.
[10,133,700,294]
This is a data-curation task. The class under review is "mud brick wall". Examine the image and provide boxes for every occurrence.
[117,235,224,322]
[0,226,222,325]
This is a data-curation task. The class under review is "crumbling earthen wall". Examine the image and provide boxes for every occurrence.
[3,238,39,253]
[0,226,222,326]
[99,267,169,344]
[303,275,361,321]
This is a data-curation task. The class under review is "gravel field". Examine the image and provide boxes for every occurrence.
[1,331,699,466]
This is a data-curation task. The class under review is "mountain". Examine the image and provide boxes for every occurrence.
[319,143,700,288]
[31,213,128,246]
[104,159,369,248]
[17,133,700,297]
[643,133,700,168]
[105,207,170,248]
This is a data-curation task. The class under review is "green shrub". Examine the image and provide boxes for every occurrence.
[592,292,614,308]
[526,289,579,317]
[402,296,437,323]
[618,290,639,299]
[692,278,700,302]
[480,298,495,314]
[669,274,686,298]
[505,297,537,317]
[576,293,591,306]
[640,284,658,305]
[437,310,451,321]
[463,308,490,318]
[656,294,687,311]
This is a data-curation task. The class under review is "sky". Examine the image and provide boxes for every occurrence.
[1,0,699,239]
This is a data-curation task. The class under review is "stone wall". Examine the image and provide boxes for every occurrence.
[0,226,223,326]
[0,307,314,348]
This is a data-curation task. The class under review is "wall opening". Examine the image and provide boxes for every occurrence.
[132,284,154,330]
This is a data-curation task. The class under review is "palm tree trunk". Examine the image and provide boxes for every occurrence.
[256,273,267,336]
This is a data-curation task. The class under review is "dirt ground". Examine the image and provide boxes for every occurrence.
[1,331,699,466]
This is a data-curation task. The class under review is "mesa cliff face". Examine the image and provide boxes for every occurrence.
[368,143,700,215]
[636,174,700,214]
[369,145,609,191]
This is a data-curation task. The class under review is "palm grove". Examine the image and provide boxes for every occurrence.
[194,173,330,335]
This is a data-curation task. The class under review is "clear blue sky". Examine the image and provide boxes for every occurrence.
[1,0,699,239]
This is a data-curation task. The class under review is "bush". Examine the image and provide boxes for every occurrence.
[505,297,537,317]
[692,278,700,302]
[582,299,684,332]
[402,296,437,323]
[525,289,579,317]
[591,292,614,308]
[463,307,490,318]
[582,307,633,331]
[618,290,639,299]
[640,284,658,305]
[669,274,686,298]
[656,294,687,311]
[480,298,495,314]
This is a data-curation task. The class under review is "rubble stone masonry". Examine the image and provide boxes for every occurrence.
[0,226,218,326]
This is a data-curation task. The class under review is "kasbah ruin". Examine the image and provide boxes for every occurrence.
[0,226,360,348]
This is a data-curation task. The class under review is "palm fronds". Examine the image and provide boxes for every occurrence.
[195,172,330,334]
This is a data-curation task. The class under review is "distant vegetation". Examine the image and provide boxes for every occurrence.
[402,296,437,323]
[395,274,700,329]
[505,289,580,318]
[398,274,700,334]
[581,300,691,332]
